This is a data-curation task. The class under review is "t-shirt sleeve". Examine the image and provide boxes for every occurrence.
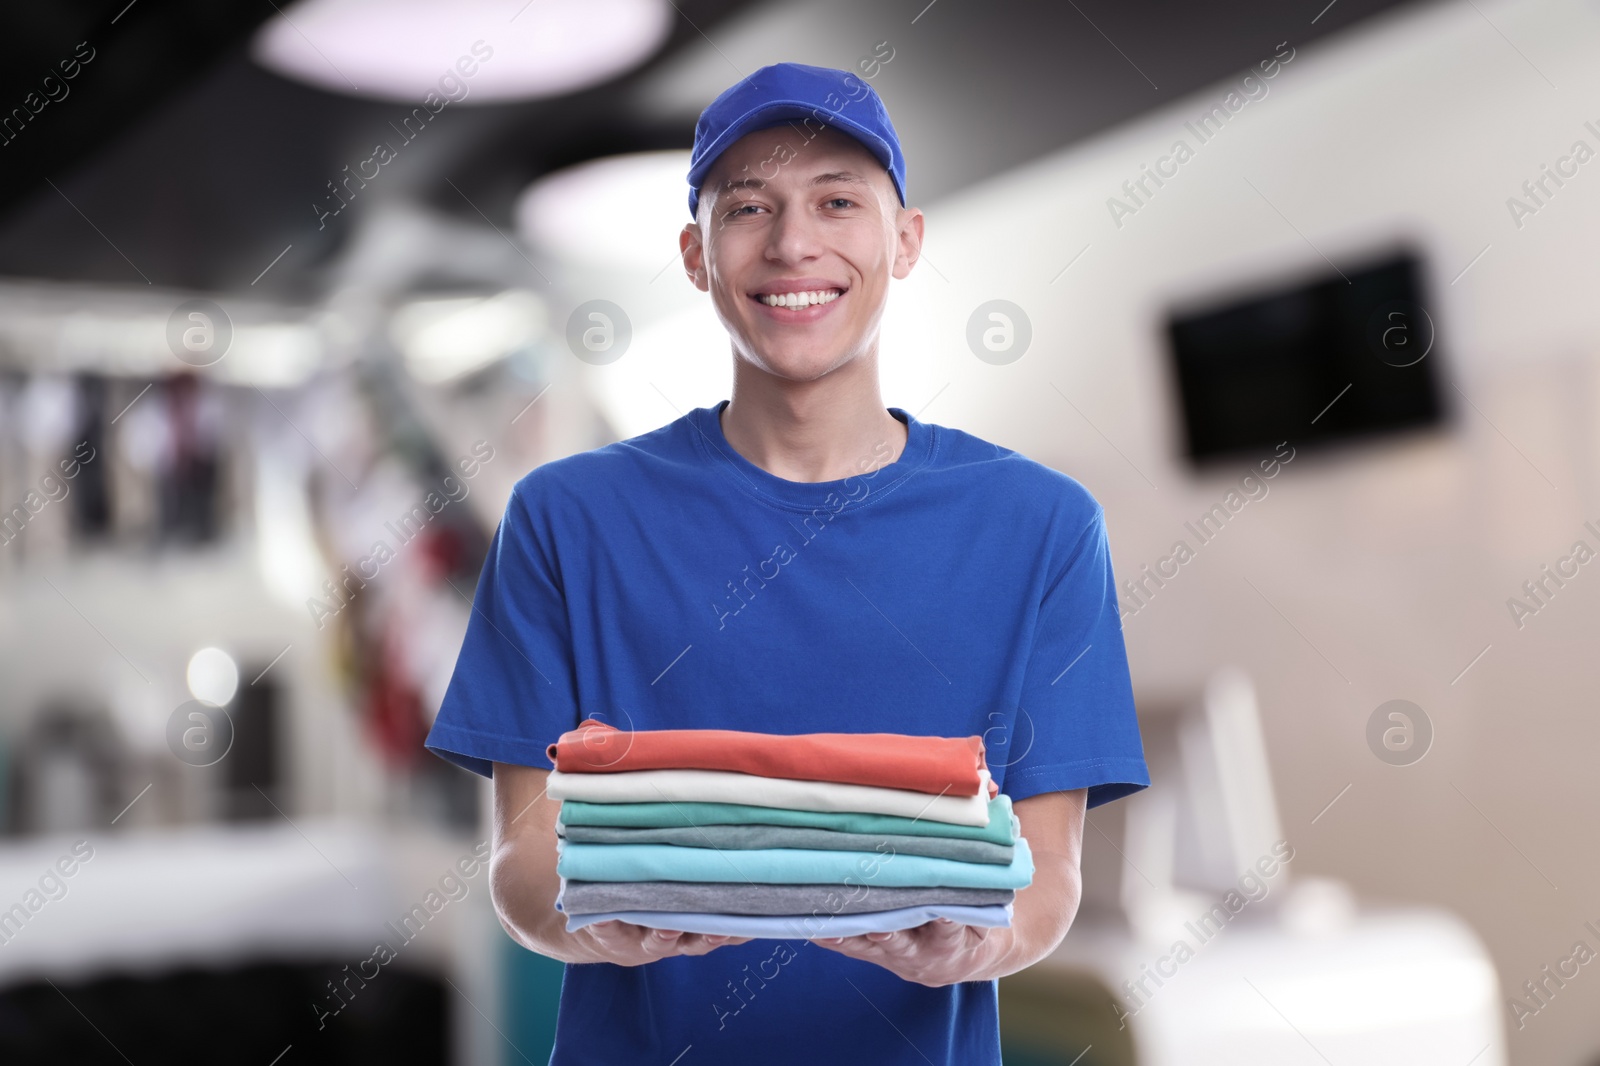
[1001,500,1150,809]
[424,477,580,777]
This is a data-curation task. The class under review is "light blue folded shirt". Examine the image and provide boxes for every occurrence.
[555,837,1033,889]
[563,903,1014,939]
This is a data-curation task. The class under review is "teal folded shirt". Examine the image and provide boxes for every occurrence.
[560,823,1015,865]
[557,794,1018,846]
[555,837,1033,889]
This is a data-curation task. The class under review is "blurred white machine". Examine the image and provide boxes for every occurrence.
[1008,668,1505,1066]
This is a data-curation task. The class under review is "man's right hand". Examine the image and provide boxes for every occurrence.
[489,762,750,965]
[574,920,752,965]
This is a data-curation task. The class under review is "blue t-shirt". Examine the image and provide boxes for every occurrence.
[426,399,1149,1066]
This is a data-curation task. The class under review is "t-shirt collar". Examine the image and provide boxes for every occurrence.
[688,398,933,512]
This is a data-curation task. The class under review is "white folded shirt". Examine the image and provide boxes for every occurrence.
[545,768,994,827]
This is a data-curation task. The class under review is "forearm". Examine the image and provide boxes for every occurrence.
[967,843,1081,982]
[488,763,613,965]
[490,836,599,964]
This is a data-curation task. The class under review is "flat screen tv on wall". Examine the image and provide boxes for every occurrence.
[1164,251,1446,465]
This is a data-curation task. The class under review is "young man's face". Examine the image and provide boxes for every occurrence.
[681,125,923,383]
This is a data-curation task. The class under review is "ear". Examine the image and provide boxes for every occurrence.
[891,206,925,281]
[680,221,710,292]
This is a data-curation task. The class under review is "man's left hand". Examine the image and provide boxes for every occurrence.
[811,918,1015,987]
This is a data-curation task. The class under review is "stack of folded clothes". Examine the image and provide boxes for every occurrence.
[545,719,1032,940]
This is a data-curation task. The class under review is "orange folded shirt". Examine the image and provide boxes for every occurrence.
[547,719,998,798]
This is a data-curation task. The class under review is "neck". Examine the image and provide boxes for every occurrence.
[720,349,908,483]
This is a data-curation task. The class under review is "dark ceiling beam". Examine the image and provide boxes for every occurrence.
[0,1,277,223]
[0,0,1431,302]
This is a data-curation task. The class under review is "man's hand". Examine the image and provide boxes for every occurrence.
[811,789,1086,985]
[574,920,753,966]
[813,918,1015,987]
[490,762,751,965]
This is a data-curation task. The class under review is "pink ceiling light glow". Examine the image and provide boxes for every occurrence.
[251,0,673,103]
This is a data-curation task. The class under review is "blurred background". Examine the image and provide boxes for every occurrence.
[0,0,1595,1062]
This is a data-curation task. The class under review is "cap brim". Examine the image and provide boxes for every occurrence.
[687,100,903,218]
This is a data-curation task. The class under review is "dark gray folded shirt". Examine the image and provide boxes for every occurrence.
[558,823,1015,865]
[558,880,1016,917]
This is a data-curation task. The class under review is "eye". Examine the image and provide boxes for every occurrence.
[725,202,762,219]
[825,197,856,209]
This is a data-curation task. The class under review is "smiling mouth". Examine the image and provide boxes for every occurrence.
[750,288,845,309]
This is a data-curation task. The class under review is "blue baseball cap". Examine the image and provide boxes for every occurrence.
[686,61,908,219]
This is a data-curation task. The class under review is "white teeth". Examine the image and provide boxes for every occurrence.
[759,289,842,308]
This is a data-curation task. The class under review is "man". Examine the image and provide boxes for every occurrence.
[425,62,1149,1065]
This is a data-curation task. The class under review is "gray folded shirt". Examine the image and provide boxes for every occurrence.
[558,823,1015,865]
[558,880,1016,917]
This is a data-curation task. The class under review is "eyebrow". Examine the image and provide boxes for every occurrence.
[719,171,872,193]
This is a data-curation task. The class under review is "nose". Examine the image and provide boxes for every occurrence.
[765,199,823,266]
